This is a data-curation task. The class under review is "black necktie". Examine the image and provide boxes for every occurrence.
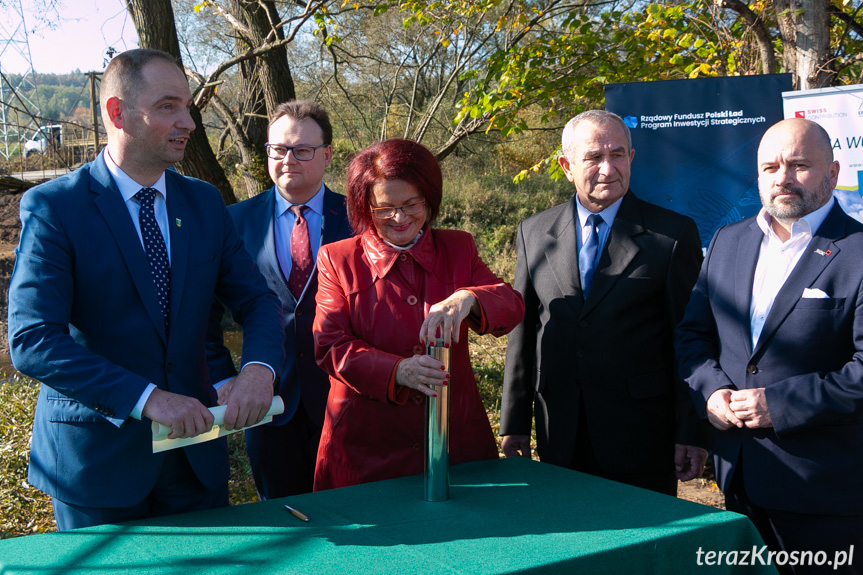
[136,187,170,332]
[579,213,602,298]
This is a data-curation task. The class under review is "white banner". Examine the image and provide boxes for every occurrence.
[783,85,863,222]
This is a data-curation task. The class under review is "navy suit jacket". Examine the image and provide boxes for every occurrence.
[676,202,863,515]
[501,192,705,475]
[207,186,351,428]
[8,152,285,508]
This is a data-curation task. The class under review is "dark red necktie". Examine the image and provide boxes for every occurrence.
[288,205,313,299]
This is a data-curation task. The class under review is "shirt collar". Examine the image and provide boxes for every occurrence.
[274,182,326,218]
[382,228,424,251]
[104,149,167,202]
[574,194,623,228]
[756,195,835,240]
[361,225,435,280]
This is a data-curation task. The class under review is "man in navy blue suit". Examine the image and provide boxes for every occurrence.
[7,49,284,531]
[207,101,351,498]
[677,118,863,574]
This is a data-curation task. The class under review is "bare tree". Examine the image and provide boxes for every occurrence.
[222,0,297,197]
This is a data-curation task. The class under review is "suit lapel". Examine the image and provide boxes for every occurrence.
[90,155,168,343]
[257,189,285,282]
[306,187,347,305]
[581,193,642,317]
[735,220,762,355]
[321,186,346,245]
[753,204,845,357]
[545,198,584,316]
[166,172,189,341]
[252,188,295,305]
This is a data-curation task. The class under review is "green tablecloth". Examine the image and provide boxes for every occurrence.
[0,457,774,574]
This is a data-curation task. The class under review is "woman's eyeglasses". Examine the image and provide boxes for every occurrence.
[370,201,427,220]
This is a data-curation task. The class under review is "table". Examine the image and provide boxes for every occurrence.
[0,457,774,574]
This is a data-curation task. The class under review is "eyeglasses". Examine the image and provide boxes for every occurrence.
[265,143,328,161]
[370,201,427,220]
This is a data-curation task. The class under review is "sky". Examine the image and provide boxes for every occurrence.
[0,0,139,75]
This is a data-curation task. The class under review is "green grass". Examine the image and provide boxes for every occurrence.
[0,374,52,538]
[0,372,264,539]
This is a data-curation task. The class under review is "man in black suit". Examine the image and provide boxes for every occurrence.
[500,110,707,495]
[207,101,352,498]
[676,118,862,574]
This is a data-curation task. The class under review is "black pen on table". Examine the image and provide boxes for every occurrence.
[285,504,309,522]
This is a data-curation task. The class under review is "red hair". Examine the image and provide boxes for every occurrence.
[346,139,442,234]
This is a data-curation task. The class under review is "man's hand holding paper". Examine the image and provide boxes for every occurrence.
[152,396,285,453]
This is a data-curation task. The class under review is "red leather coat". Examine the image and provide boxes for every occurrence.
[313,226,524,490]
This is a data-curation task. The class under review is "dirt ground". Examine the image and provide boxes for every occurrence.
[0,182,726,510]
[678,473,725,509]
[0,187,24,355]
[0,189,22,248]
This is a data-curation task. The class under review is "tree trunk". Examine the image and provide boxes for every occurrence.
[772,0,834,89]
[126,0,238,204]
[244,0,296,114]
[228,0,297,198]
[794,0,834,88]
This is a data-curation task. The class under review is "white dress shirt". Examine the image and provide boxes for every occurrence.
[574,195,624,256]
[104,151,171,261]
[750,197,835,348]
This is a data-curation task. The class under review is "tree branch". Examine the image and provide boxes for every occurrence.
[714,0,777,74]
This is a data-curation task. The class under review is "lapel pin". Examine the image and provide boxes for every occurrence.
[814,248,831,256]
[176,218,182,227]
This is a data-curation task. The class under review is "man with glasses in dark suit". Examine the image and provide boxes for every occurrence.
[208,101,352,498]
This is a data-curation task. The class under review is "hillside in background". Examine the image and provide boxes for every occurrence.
[3,71,94,128]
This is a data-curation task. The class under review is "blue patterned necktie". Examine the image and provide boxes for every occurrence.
[579,213,602,298]
[136,187,170,332]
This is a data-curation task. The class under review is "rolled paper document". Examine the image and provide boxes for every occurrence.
[152,396,284,453]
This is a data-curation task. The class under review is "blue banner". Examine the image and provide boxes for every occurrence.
[605,74,792,247]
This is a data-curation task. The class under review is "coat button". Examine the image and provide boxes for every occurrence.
[412,394,423,405]
[747,364,758,374]
[579,321,588,328]
[407,295,418,305]
[399,253,408,262]
[298,351,305,358]
[296,310,303,316]
[412,443,421,452]
[412,345,424,355]
[166,362,174,372]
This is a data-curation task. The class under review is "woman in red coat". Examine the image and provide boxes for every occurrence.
[312,139,525,491]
